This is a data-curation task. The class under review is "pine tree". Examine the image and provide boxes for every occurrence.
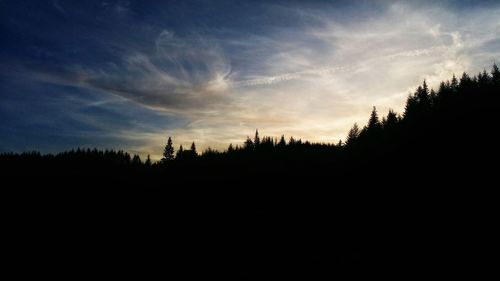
[254,129,260,147]
[145,154,152,166]
[131,154,142,165]
[477,70,488,85]
[415,80,431,112]
[244,137,254,150]
[190,142,197,156]
[367,106,381,130]
[418,80,429,100]
[176,145,184,159]
[346,123,360,146]
[430,89,437,105]
[203,147,216,156]
[384,109,398,130]
[162,137,175,163]
[404,93,418,119]
[459,72,472,89]
[278,135,286,147]
[492,63,500,86]
[438,81,447,93]
[227,143,234,153]
[450,74,459,90]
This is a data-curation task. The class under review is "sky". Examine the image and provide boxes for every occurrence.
[1,0,499,159]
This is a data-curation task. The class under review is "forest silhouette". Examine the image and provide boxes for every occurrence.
[2,65,499,278]
[3,65,498,185]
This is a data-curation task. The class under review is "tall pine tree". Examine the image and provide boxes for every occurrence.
[162,137,175,163]
[190,142,197,157]
[145,154,152,166]
[254,129,260,147]
[492,63,500,86]
[346,123,360,146]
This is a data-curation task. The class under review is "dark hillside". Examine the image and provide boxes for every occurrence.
[2,65,499,278]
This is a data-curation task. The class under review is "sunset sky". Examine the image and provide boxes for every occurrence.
[1,0,499,159]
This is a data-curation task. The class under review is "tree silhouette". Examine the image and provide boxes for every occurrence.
[450,74,459,90]
[190,141,197,157]
[346,123,360,146]
[162,137,175,163]
[459,72,473,90]
[254,129,260,147]
[176,145,184,159]
[367,106,381,130]
[419,80,431,112]
[383,109,398,130]
[492,63,500,85]
[404,93,418,119]
[244,137,254,150]
[131,154,142,165]
[278,135,286,147]
[477,69,490,85]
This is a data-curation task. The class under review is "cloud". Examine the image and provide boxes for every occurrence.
[216,1,500,145]
[113,0,130,16]
[233,64,357,87]
[100,0,131,17]
[2,1,500,155]
[52,0,67,16]
[14,30,233,115]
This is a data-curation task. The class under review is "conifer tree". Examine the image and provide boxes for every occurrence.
[254,129,260,147]
[244,137,254,150]
[404,93,418,119]
[131,154,142,165]
[346,123,360,146]
[176,145,184,159]
[278,135,286,147]
[162,137,175,163]
[190,142,197,156]
[477,70,489,85]
[145,154,152,166]
[450,74,459,90]
[418,80,429,101]
[492,63,500,86]
[459,72,472,89]
[430,89,437,105]
[384,109,398,130]
[367,106,381,130]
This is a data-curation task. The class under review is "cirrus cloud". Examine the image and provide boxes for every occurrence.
[1,1,499,157]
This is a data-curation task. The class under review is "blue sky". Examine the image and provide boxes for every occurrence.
[1,0,499,159]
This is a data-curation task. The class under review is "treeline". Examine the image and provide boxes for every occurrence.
[0,148,150,171]
[160,132,340,163]
[1,64,499,176]
[156,63,499,165]
[3,64,498,279]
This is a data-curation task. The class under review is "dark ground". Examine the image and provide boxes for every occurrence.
[3,69,499,278]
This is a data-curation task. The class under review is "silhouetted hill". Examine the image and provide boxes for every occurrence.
[2,65,499,278]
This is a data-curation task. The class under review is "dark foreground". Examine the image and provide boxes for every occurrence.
[3,68,499,278]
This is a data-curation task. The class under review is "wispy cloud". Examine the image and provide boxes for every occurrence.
[233,64,357,87]
[2,1,499,156]
[11,30,233,115]
[51,0,67,16]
